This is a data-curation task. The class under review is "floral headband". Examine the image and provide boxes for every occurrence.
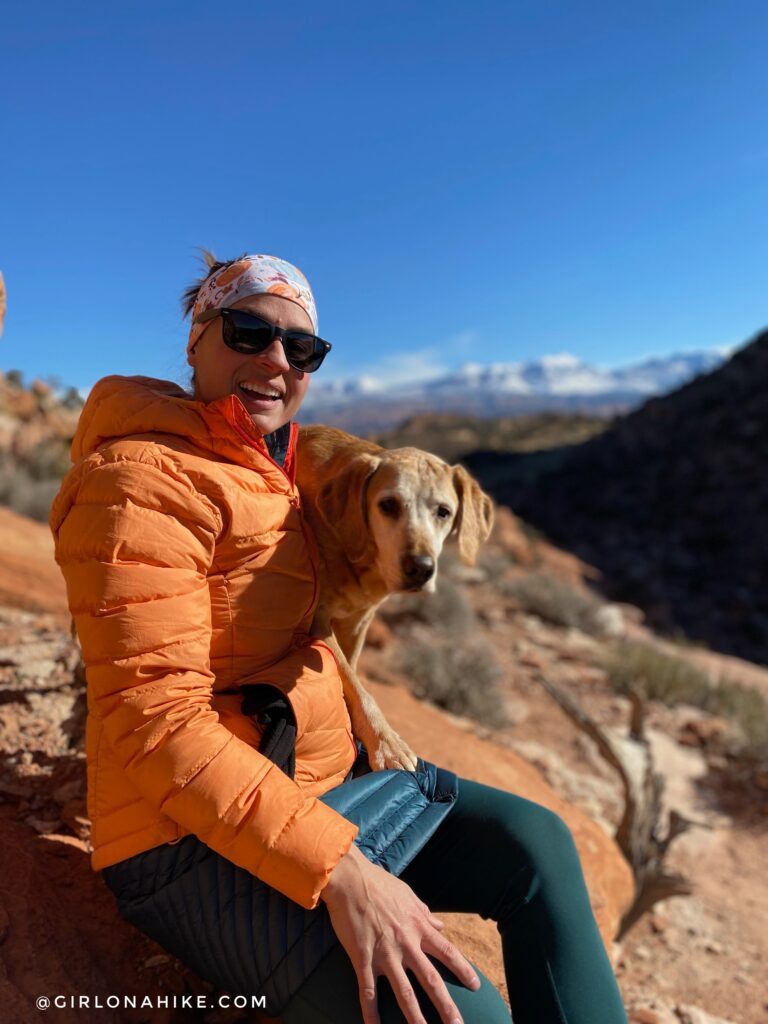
[187,254,318,354]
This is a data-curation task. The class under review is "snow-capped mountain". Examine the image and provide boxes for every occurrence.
[301,350,727,426]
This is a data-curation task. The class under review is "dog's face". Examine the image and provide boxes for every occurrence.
[355,448,494,593]
[317,445,495,593]
[365,452,459,592]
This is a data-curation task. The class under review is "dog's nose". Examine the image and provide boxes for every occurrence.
[402,554,435,587]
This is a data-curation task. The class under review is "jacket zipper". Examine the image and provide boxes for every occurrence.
[229,415,320,632]
[224,418,353,763]
[229,416,297,491]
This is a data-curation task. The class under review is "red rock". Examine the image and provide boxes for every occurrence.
[631,1010,661,1023]
[678,717,729,748]
[518,651,548,669]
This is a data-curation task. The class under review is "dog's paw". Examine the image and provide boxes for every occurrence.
[367,730,419,772]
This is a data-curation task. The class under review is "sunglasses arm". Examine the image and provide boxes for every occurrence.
[193,308,221,325]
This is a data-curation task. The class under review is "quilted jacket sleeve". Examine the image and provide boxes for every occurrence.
[50,450,358,909]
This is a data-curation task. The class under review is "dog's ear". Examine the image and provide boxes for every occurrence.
[317,454,381,561]
[451,464,495,566]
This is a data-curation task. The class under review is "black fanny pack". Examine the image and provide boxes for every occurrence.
[237,682,371,782]
[238,683,297,779]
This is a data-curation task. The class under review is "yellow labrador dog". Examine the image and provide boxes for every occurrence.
[296,425,494,771]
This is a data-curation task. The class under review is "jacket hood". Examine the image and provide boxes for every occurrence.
[71,375,298,482]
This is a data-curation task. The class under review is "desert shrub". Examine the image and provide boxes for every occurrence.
[604,639,768,762]
[604,639,712,704]
[710,683,768,760]
[61,386,84,411]
[18,439,71,481]
[476,547,517,579]
[0,460,60,522]
[440,544,516,582]
[379,573,509,727]
[502,572,603,634]
[378,576,476,635]
[392,638,508,728]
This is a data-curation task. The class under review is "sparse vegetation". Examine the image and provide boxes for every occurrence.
[392,638,509,728]
[502,572,604,634]
[379,577,476,635]
[440,544,518,581]
[381,576,509,726]
[0,457,64,522]
[604,639,768,761]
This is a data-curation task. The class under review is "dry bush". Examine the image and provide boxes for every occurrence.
[604,639,768,762]
[0,459,60,522]
[0,437,71,523]
[378,576,476,635]
[380,575,509,727]
[439,544,517,582]
[392,638,509,728]
[502,572,603,634]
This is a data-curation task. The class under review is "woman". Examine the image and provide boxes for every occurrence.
[50,252,629,1024]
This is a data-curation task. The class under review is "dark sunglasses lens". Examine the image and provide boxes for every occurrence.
[221,312,273,353]
[284,333,327,372]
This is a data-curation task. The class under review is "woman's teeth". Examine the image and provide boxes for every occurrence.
[239,383,281,401]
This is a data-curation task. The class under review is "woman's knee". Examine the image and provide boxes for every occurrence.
[490,794,583,888]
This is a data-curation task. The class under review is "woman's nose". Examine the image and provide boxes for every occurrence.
[254,336,290,373]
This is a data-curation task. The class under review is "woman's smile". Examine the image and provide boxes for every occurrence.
[238,379,285,409]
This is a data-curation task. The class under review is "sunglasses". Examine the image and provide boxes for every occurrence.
[194,307,332,373]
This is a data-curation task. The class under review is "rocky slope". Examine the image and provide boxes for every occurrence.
[0,508,634,1022]
[0,506,766,1022]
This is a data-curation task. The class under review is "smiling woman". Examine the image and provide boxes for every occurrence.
[49,250,629,1024]
[182,251,329,437]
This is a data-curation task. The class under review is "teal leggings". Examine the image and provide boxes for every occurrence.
[283,778,629,1023]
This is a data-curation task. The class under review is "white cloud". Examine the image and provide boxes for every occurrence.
[332,330,479,387]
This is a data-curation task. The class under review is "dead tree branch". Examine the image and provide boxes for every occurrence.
[536,674,694,938]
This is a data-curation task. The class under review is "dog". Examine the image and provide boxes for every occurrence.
[295,425,494,771]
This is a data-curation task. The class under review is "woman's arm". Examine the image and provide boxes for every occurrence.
[51,449,358,909]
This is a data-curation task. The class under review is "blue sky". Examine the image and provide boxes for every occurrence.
[1,1,767,392]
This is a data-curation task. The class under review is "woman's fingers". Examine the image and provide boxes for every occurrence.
[405,949,467,1024]
[421,930,481,993]
[356,964,382,1024]
[386,959,430,1024]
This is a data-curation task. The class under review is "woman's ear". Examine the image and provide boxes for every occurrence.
[317,454,381,561]
[451,464,495,565]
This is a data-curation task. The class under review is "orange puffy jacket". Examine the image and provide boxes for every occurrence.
[49,375,359,909]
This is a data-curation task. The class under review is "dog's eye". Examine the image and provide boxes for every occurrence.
[436,505,452,520]
[378,498,400,518]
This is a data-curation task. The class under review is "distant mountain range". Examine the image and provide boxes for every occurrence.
[462,330,768,663]
[299,350,728,431]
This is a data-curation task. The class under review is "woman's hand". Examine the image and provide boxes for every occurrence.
[320,843,480,1024]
